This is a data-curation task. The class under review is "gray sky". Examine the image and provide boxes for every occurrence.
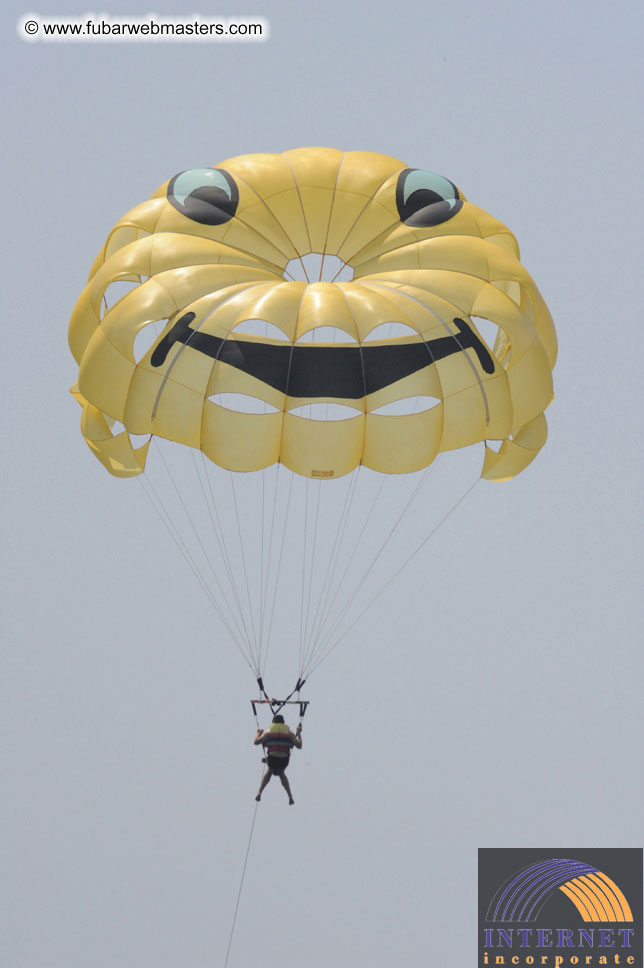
[3,0,643,965]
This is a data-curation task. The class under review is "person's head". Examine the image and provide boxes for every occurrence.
[272,714,285,725]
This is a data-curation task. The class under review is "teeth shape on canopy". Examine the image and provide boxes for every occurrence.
[288,403,362,422]
[362,322,418,342]
[232,319,290,341]
[209,393,280,415]
[295,326,358,344]
[370,396,440,416]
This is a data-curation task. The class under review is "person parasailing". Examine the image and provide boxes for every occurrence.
[254,714,302,805]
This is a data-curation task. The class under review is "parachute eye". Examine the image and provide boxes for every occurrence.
[396,168,462,227]
[167,168,239,225]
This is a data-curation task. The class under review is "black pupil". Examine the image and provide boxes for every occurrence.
[396,169,461,227]
[168,170,239,226]
[406,188,444,208]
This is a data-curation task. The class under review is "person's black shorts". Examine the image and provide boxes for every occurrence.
[267,754,289,773]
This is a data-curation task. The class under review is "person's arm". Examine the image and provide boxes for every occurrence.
[293,724,302,749]
[253,729,264,746]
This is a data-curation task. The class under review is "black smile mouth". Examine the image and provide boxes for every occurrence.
[150,313,495,399]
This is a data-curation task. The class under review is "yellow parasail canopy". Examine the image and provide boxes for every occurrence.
[69,147,556,482]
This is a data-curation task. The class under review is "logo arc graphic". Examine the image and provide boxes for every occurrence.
[487,859,634,923]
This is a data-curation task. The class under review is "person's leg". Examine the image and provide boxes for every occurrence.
[256,769,272,801]
[279,771,294,804]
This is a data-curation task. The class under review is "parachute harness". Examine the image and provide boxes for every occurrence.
[250,676,309,721]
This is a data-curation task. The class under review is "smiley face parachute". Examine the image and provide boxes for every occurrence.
[69,148,556,691]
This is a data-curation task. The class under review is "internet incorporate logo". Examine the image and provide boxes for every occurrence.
[487,858,633,923]
[478,849,642,967]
